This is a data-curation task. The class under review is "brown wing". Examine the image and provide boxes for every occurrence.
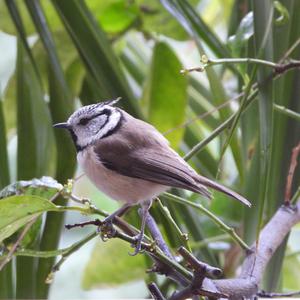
[97,145,211,199]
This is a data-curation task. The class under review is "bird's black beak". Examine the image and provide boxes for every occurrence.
[53,122,70,129]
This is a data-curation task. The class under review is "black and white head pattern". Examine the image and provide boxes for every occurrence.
[67,99,122,151]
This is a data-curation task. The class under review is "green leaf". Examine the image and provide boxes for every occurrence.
[160,0,231,57]
[65,57,86,99]
[0,195,58,243]
[161,0,244,178]
[16,41,56,180]
[144,41,187,148]
[82,239,145,289]
[228,11,254,58]
[0,176,63,200]
[0,177,62,248]
[51,0,141,117]
[0,0,35,34]
[93,0,139,34]
[0,100,10,189]
[274,1,290,26]
[137,0,192,40]
[1,0,62,35]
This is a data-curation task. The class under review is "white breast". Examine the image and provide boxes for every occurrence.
[77,147,168,204]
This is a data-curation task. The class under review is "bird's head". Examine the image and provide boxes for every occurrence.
[53,98,122,151]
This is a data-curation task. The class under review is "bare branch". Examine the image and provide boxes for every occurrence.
[285,141,300,204]
[210,202,300,299]
[148,282,167,300]
[177,246,222,279]
[257,290,300,298]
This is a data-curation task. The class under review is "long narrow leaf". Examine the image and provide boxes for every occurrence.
[0,100,9,189]
[0,98,12,300]
[22,3,77,296]
[160,0,230,58]
[16,38,55,300]
[51,0,141,117]
[160,0,244,179]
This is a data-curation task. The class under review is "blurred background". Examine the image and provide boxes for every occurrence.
[0,0,299,298]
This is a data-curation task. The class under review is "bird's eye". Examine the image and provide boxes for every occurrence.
[79,118,89,126]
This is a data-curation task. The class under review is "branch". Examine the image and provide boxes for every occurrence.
[148,282,167,300]
[257,290,300,298]
[208,202,300,298]
[285,141,300,204]
[168,247,227,300]
[181,57,300,75]
[274,104,300,122]
[11,190,299,299]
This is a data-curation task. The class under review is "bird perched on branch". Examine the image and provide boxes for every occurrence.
[54,98,250,255]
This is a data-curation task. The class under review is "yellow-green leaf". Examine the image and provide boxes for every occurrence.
[0,195,58,243]
[144,41,187,149]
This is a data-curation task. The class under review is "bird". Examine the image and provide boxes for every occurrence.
[54,98,251,255]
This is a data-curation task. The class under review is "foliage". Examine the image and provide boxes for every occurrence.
[0,0,299,298]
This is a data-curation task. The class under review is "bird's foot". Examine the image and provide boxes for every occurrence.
[129,232,145,256]
[98,218,116,241]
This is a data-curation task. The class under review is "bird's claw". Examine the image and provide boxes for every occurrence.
[128,233,145,256]
[98,219,116,241]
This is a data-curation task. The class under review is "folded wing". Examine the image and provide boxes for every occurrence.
[95,138,250,207]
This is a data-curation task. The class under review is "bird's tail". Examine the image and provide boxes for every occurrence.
[196,176,251,207]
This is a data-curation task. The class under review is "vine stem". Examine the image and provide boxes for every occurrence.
[163,193,251,251]
[208,58,277,68]
[156,198,191,251]
[183,89,259,161]
[181,57,300,74]
[274,104,300,122]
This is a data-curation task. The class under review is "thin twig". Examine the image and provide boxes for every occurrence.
[178,246,222,279]
[183,89,259,161]
[181,58,300,75]
[169,260,227,300]
[257,290,300,298]
[65,219,102,229]
[163,192,251,251]
[163,96,235,136]
[156,199,191,251]
[180,47,300,161]
[291,186,300,204]
[2,232,98,259]
[274,104,300,122]
[45,231,97,284]
[285,141,300,205]
[189,233,230,249]
[148,282,167,300]
[0,217,37,271]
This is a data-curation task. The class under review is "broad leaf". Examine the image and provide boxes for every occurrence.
[0,195,58,243]
[0,176,63,200]
[89,0,139,34]
[144,41,187,148]
[0,177,62,247]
